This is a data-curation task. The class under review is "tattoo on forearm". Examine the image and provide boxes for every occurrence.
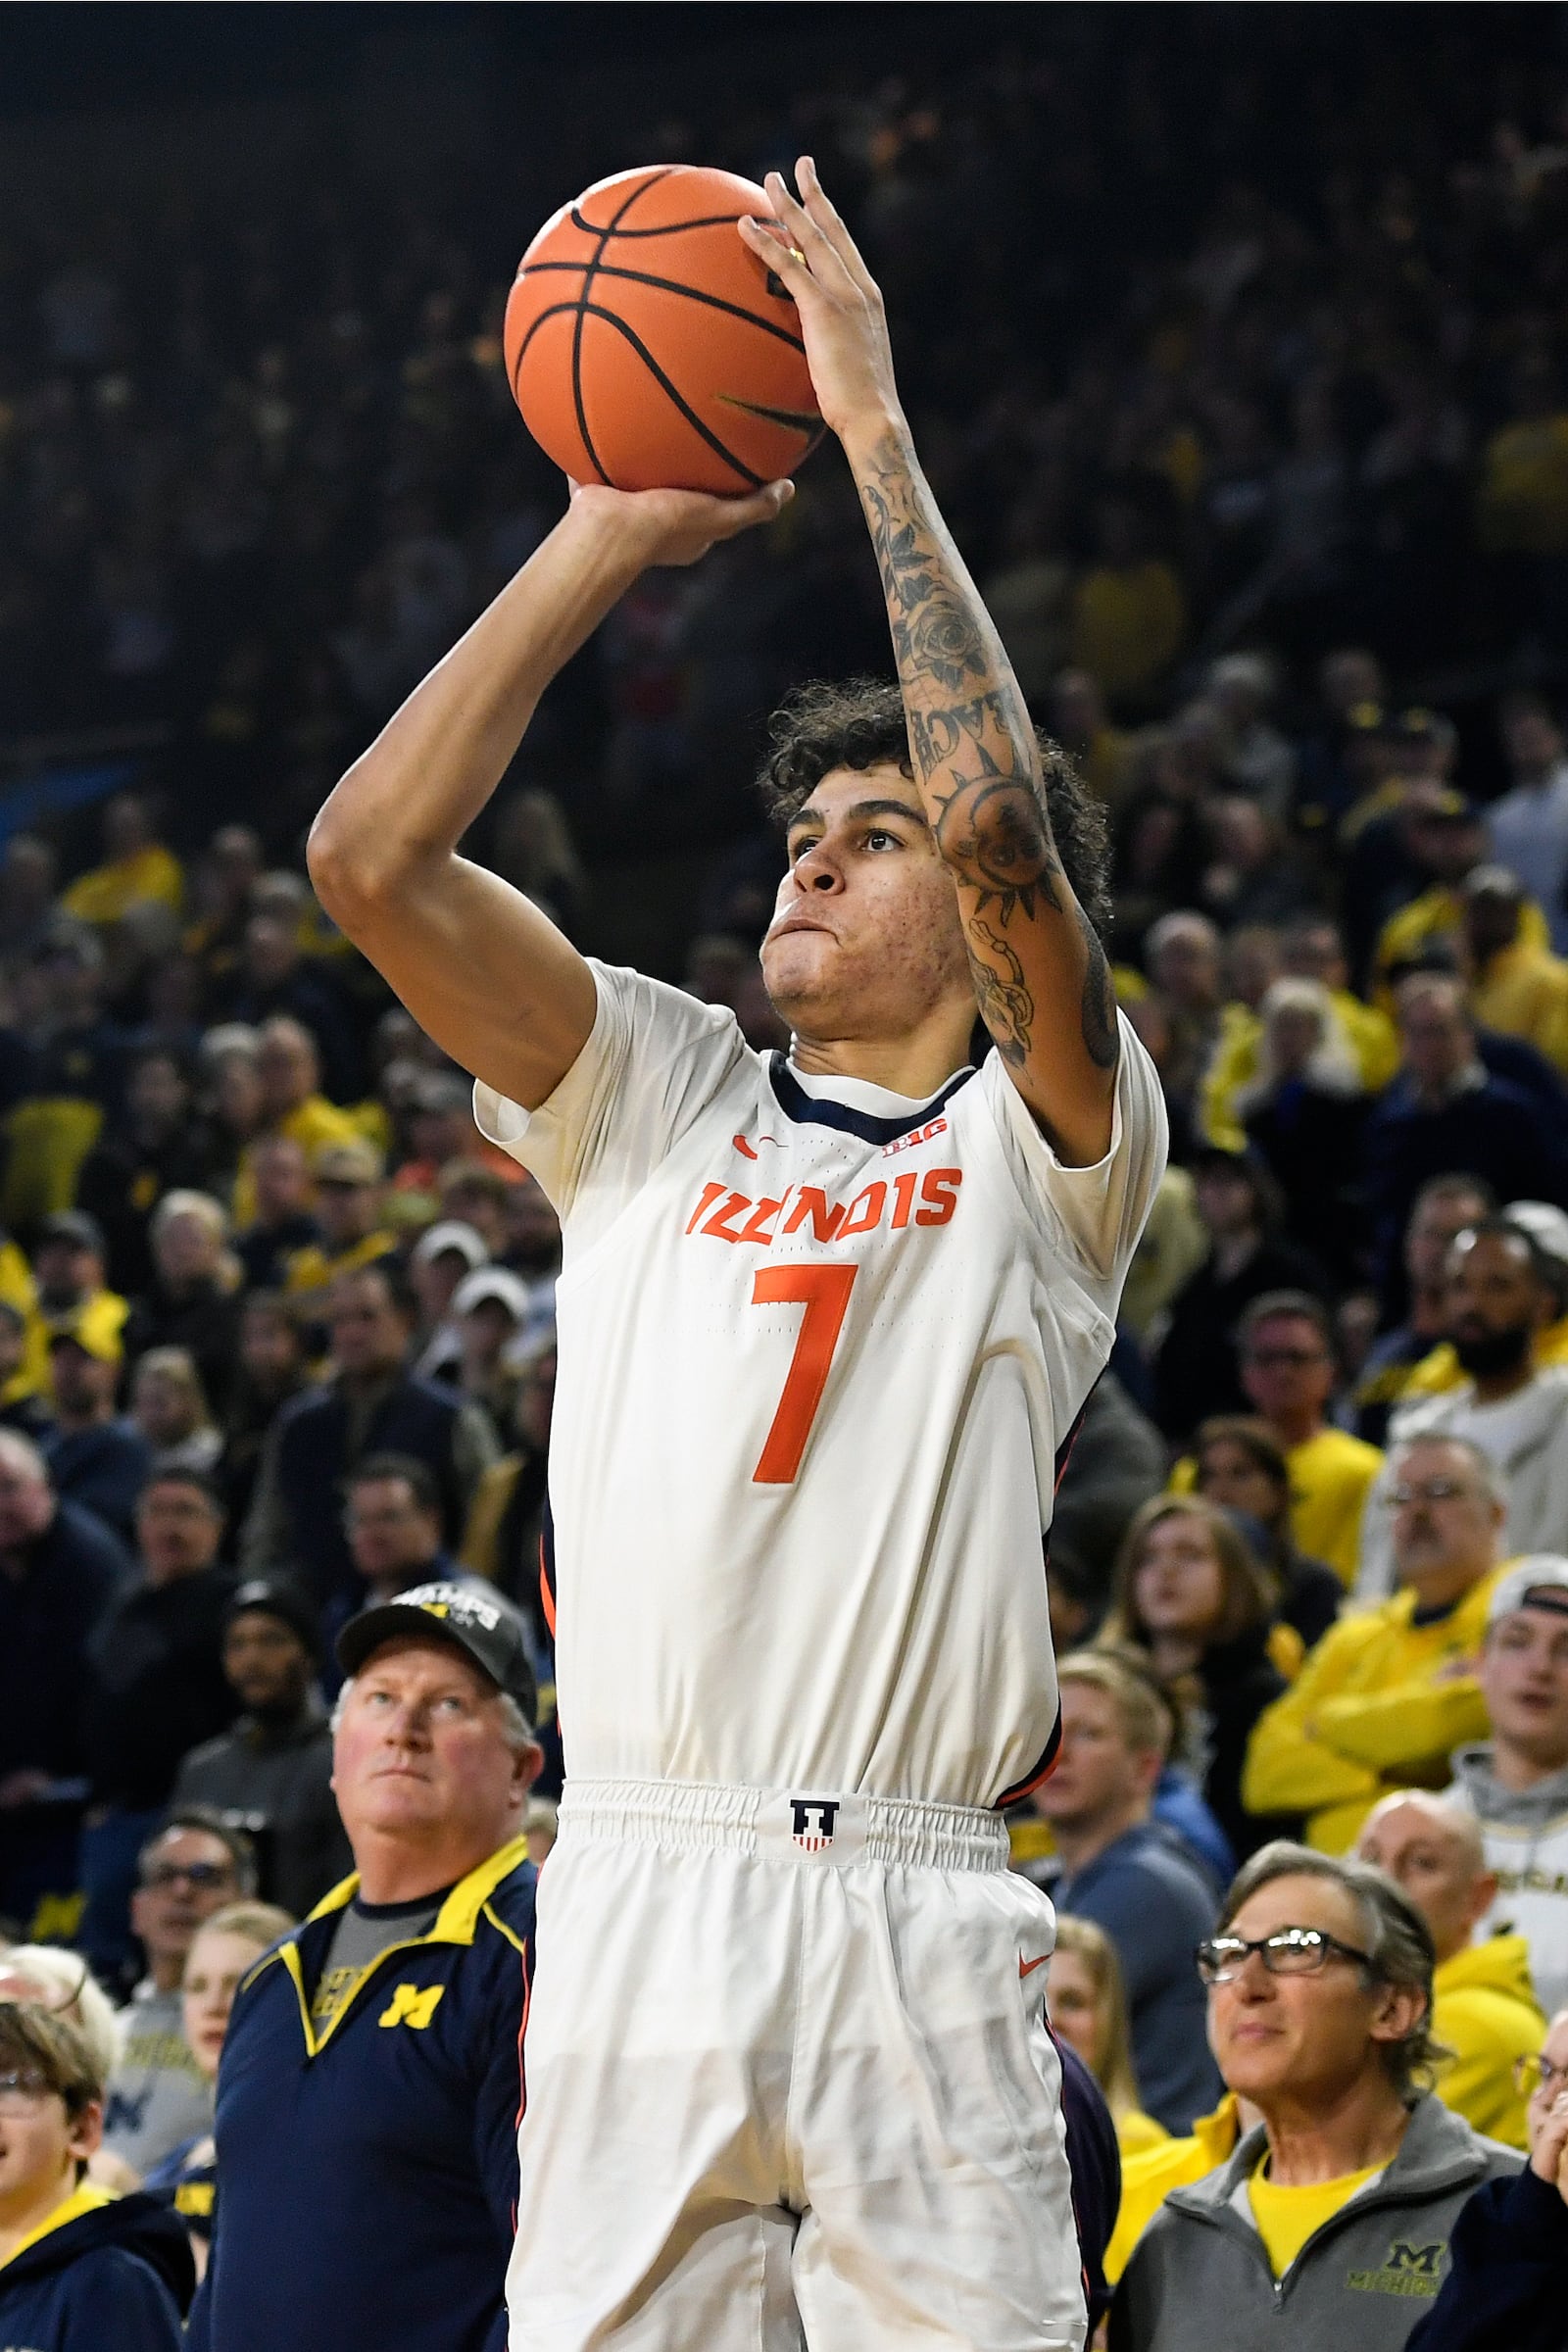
[859,431,1119,1083]
[1075,903,1120,1072]
[965,920,1034,1068]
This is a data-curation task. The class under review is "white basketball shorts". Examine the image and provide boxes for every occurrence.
[507,1779,1086,2352]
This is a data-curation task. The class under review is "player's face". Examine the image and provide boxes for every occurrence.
[332,1637,533,1854]
[762,765,974,1047]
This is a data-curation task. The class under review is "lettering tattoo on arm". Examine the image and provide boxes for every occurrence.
[858,434,1118,1078]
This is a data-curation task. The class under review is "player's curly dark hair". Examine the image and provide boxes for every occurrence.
[756,677,1114,939]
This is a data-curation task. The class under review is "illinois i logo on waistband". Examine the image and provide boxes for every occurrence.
[790,1797,841,1852]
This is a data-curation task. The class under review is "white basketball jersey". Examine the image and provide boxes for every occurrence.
[475,960,1166,1808]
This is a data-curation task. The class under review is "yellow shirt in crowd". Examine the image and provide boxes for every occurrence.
[1247,2153,1385,2278]
[1241,1567,1500,1852]
[1170,1426,1383,1588]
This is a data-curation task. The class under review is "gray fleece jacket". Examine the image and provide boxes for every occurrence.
[1110,2095,1520,2352]
[1448,1743,1568,2020]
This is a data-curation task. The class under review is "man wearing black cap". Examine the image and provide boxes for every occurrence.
[172,1578,352,1916]
[187,1583,539,2352]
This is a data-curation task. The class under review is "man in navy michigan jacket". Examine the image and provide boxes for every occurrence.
[186,1582,540,2352]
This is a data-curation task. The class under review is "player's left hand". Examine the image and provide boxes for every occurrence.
[739,158,903,447]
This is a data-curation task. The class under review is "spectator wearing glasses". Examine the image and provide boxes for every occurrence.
[101,1812,256,2180]
[1448,1556,1568,2021]
[1110,1843,1521,2351]
[141,1899,296,2282]
[1357,1791,1546,2149]
[0,2003,192,2352]
[1356,1221,1568,1601]
[0,1951,121,2097]
[1244,1435,1502,1852]
[1171,1293,1383,1589]
[1402,2007,1568,2352]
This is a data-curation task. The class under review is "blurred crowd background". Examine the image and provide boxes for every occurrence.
[6,5,1568,2337]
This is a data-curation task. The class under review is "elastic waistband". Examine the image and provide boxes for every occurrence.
[557,1778,1010,1872]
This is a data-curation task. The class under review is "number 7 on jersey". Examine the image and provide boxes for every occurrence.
[750,1263,858,1484]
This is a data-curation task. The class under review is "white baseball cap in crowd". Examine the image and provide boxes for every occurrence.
[411,1219,489,1272]
[1487,1554,1568,1628]
[452,1265,533,1323]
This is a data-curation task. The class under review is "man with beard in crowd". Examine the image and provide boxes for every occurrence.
[172,1577,352,1915]
[1356,1220,1568,1599]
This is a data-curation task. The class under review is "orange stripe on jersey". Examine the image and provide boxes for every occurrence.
[538,1535,557,1639]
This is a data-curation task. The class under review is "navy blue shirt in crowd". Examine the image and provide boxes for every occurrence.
[1054,1820,1223,2133]
[186,1838,535,2352]
[0,2184,191,2351]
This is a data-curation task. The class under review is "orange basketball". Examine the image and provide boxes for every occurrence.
[504,164,825,496]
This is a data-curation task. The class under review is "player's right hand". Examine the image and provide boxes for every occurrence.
[565,476,793,568]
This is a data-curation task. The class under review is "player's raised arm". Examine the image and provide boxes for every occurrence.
[742,161,1119,1166]
[308,479,790,1112]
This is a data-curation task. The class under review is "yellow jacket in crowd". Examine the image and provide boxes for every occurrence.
[1430,1933,1546,2151]
[1469,938,1568,1070]
[1241,1568,1500,1852]
[1105,2093,1243,2283]
[1371,885,1550,1007]
[60,842,184,927]
[1200,992,1399,1152]
[1170,1426,1383,1588]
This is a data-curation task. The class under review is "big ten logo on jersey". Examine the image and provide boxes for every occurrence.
[684,1166,961,1250]
[882,1115,947,1158]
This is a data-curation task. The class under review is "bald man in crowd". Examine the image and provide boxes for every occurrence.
[1358,1789,1546,2149]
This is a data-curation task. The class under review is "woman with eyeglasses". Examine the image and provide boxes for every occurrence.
[0,2000,191,2349]
[1109,1841,1522,2350]
[139,1901,294,2283]
[1400,2007,1568,2352]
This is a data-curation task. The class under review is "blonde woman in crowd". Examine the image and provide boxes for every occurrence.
[140,1900,295,2279]
[1048,1915,1170,2159]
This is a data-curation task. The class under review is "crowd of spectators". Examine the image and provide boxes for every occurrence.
[5,9,1568,2347]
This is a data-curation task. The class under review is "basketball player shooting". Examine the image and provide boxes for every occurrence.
[310,160,1166,2352]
